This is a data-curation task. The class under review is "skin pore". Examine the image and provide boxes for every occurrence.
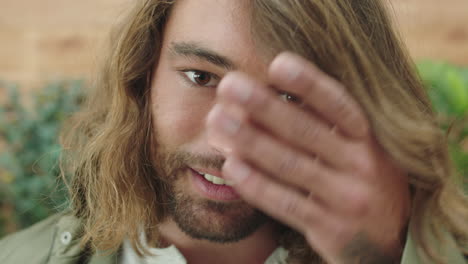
[151,0,280,263]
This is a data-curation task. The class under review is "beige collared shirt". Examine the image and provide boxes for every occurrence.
[0,212,466,263]
[120,239,289,264]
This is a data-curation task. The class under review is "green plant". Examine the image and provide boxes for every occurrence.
[0,81,84,237]
[417,61,468,190]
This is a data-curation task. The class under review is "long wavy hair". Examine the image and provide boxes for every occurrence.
[61,0,468,263]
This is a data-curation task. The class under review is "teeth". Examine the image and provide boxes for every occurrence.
[202,173,233,186]
[204,174,214,181]
[212,176,224,184]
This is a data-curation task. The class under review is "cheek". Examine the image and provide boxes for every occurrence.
[151,86,215,149]
[150,55,218,149]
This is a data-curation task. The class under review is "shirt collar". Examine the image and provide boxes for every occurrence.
[121,238,289,264]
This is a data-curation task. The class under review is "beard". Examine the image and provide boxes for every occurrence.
[153,148,271,243]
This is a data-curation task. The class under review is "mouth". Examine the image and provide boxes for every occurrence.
[191,167,235,186]
[189,167,240,201]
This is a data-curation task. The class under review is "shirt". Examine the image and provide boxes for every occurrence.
[0,212,466,263]
[120,239,289,264]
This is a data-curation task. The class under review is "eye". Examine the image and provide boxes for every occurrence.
[278,91,301,104]
[182,70,219,87]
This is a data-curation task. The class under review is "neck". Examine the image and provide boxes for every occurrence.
[157,219,279,264]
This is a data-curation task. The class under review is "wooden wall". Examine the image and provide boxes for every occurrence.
[391,0,468,65]
[1,0,467,91]
[0,0,132,92]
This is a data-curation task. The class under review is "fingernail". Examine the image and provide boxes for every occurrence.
[282,60,302,83]
[272,53,302,83]
[224,158,250,183]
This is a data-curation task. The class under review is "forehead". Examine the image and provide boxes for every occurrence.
[163,0,268,71]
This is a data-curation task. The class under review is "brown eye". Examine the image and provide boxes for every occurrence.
[183,70,219,87]
[193,71,211,85]
[279,91,301,104]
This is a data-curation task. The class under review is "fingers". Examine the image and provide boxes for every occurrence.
[206,104,329,191]
[206,105,372,215]
[268,52,370,139]
[216,71,356,171]
[222,156,325,233]
[221,157,375,264]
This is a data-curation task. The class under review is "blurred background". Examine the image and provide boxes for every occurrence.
[1,0,468,237]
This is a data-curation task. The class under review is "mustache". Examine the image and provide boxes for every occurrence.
[155,150,226,177]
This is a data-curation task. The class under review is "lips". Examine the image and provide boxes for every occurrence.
[190,168,240,201]
[191,167,223,178]
[191,168,234,186]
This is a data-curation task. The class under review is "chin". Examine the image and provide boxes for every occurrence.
[168,184,270,243]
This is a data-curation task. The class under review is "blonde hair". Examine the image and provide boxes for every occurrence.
[61,0,468,263]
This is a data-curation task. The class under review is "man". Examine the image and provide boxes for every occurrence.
[1,0,467,263]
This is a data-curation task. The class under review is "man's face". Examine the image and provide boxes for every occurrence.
[150,0,271,243]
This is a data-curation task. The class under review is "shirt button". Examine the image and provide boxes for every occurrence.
[60,231,72,245]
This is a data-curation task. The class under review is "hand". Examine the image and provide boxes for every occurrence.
[206,52,411,264]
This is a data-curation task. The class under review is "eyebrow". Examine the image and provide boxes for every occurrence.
[169,41,236,70]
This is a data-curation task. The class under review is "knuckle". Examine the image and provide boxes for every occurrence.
[277,151,300,176]
[345,143,373,175]
[345,188,371,216]
[352,153,374,176]
[280,195,302,218]
[331,90,352,119]
[297,117,321,142]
